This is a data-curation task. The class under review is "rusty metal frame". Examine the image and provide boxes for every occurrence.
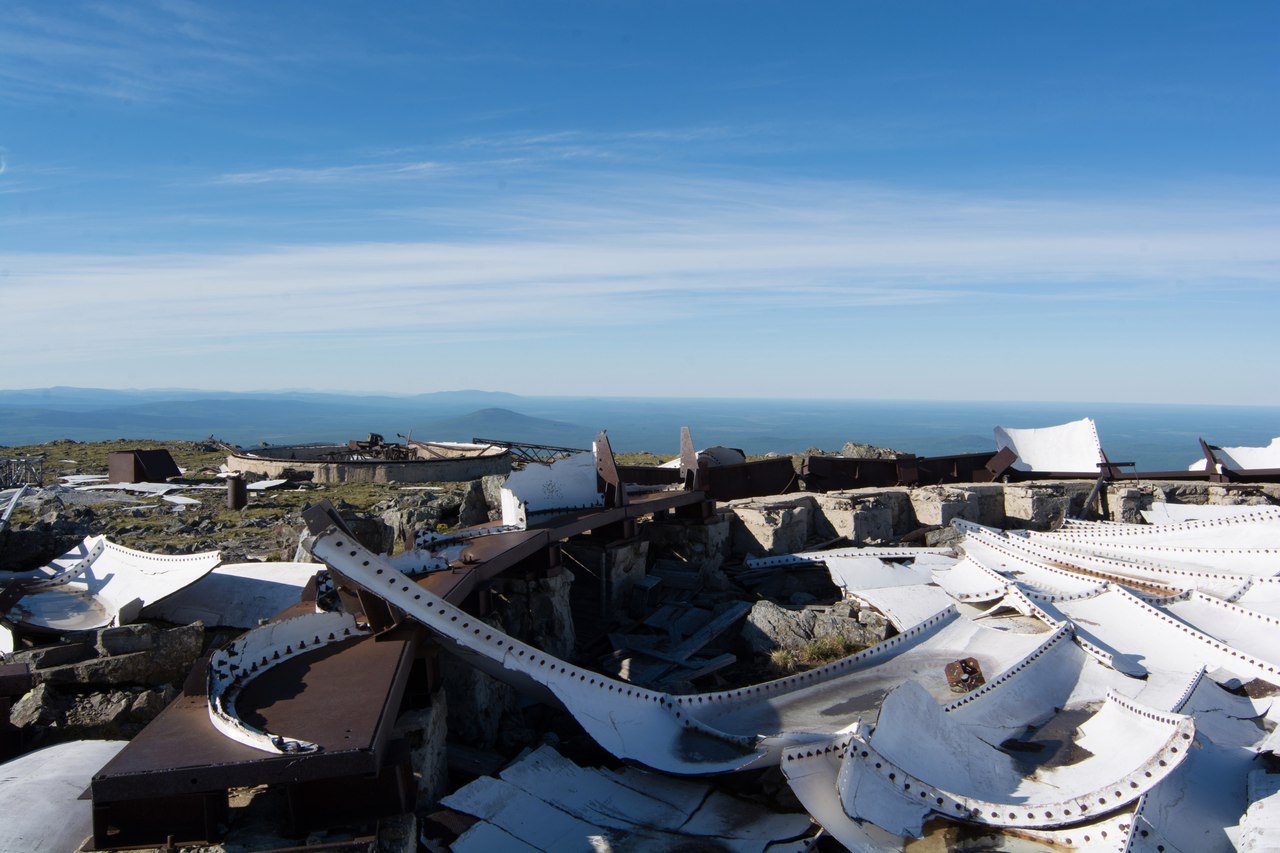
[802,448,1019,492]
[470,436,587,464]
[0,455,44,489]
[88,596,421,849]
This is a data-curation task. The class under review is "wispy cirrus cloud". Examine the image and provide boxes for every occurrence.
[0,1,272,103]
[3,174,1277,398]
[6,177,1278,331]
[211,160,454,186]
[206,125,748,188]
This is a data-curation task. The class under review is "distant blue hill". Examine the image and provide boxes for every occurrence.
[0,388,573,448]
[2,387,1276,470]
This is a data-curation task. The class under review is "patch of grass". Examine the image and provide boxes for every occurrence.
[5,438,229,479]
[6,439,475,560]
[615,451,670,467]
[768,635,864,674]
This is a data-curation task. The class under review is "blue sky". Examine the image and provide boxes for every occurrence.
[2,1,1277,403]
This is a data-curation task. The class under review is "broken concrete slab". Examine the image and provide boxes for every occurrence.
[726,497,817,558]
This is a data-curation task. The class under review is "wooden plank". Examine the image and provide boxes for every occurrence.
[655,653,736,687]
[666,601,752,662]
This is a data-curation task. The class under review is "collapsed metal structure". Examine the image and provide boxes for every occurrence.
[803,417,1280,494]
[5,421,1280,849]
[0,455,44,489]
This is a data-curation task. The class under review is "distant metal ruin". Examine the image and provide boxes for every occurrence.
[226,436,512,484]
[0,455,44,489]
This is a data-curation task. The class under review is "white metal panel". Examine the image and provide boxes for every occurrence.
[0,740,128,853]
[822,556,932,593]
[5,536,220,632]
[781,736,905,851]
[1031,508,1280,549]
[1049,587,1280,685]
[446,745,815,852]
[745,547,953,570]
[696,614,1053,737]
[1143,502,1276,524]
[975,525,1253,599]
[1231,577,1280,618]
[931,555,1010,602]
[841,680,1192,835]
[993,418,1104,473]
[207,610,366,754]
[500,451,602,528]
[141,561,316,628]
[959,526,1114,598]
[849,584,957,630]
[1188,437,1280,472]
[1239,770,1280,852]
[1161,592,1280,672]
[1129,676,1266,853]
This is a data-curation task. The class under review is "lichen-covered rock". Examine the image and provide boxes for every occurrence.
[96,623,156,656]
[839,441,904,460]
[458,480,489,527]
[34,622,203,688]
[498,570,576,661]
[481,475,507,521]
[741,600,817,655]
[1,504,97,571]
[9,683,67,730]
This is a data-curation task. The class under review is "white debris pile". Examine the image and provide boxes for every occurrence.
[309,505,1280,851]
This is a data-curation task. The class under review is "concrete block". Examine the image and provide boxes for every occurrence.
[644,514,731,575]
[1208,484,1273,506]
[910,485,1003,528]
[562,538,649,618]
[1004,485,1071,530]
[727,500,814,558]
[497,570,576,661]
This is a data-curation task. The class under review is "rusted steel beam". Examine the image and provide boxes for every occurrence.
[800,455,905,491]
[471,437,587,464]
[703,458,799,501]
[616,465,682,487]
[594,431,628,510]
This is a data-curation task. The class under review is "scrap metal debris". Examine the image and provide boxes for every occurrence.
[4,422,1280,851]
[1,535,220,634]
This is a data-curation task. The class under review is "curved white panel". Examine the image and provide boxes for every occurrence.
[839,681,1192,835]
[207,610,367,754]
[5,536,220,632]
[993,417,1104,473]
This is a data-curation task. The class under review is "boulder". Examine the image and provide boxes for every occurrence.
[9,683,67,730]
[740,600,817,655]
[839,441,904,460]
[458,480,490,528]
[34,622,203,689]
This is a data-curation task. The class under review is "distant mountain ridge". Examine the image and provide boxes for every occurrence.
[3,387,1276,470]
[0,388,585,448]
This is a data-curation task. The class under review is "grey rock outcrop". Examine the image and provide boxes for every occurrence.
[33,622,203,688]
[741,599,892,656]
[839,441,904,460]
